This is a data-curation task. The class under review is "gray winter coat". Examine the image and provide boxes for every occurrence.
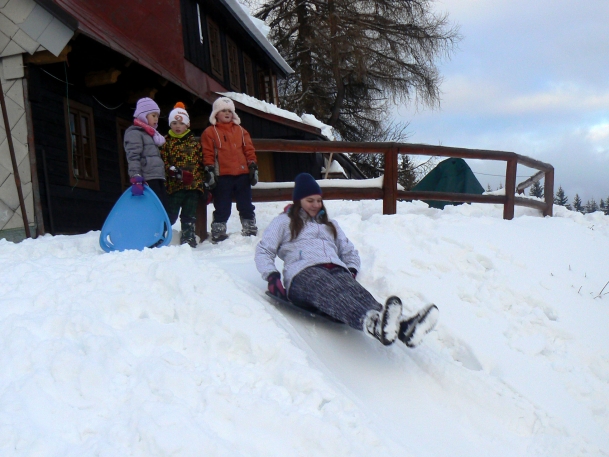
[124,125,166,180]
[255,209,361,292]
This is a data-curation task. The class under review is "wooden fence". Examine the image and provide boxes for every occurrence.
[195,140,554,240]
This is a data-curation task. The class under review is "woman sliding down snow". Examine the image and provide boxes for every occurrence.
[254,173,438,347]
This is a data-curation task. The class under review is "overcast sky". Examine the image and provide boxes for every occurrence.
[397,0,609,203]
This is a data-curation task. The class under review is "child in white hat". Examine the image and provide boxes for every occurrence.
[200,97,258,242]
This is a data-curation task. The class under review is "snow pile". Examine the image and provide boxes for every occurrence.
[1,200,609,456]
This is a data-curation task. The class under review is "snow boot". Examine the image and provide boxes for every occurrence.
[211,221,228,243]
[180,221,197,248]
[240,217,258,236]
[398,304,439,348]
[364,296,403,346]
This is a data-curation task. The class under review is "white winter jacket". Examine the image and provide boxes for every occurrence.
[255,208,361,292]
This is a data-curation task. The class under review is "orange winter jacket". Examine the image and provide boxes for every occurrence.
[201,122,257,176]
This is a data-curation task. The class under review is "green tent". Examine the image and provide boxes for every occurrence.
[412,158,484,209]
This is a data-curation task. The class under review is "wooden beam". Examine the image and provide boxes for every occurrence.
[383,148,398,215]
[85,68,122,87]
[504,158,517,220]
[24,45,71,65]
[543,168,555,217]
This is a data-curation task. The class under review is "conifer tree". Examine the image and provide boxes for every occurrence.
[605,197,609,215]
[554,186,569,207]
[486,184,492,192]
[600,199,605,210]
[585,199,599,214]
[572,194,584,213]
[254,0,460,141]
[529,181,544,198]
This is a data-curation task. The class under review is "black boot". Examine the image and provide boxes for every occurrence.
[211,221,228,243]
[364,296,403,345]
[240,217,258,236]
[398,304,439,348]
[180,221,197,248]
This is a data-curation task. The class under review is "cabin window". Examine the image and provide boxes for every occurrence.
[258,69,279,105]
[64,99,99,190]
[243,54,255,97]
[207,18,223,79]
[227,38,241,91]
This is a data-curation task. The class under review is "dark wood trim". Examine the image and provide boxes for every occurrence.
[23,75,45,236]
[116,118,131,191]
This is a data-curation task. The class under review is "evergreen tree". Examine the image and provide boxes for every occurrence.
[486,184,492,192]
[572,194,584,213]
[585,198,599,214]
[529,181,544,198]
[605,197,609,215]
[254,0,460,141]
[554,186,569,207]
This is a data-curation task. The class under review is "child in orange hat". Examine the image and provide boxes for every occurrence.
[160,102,208,247]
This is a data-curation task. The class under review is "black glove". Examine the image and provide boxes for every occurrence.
[348,268,358,279]
[204,166,216,190]
[267,272,286,299]
[249,162,258,186]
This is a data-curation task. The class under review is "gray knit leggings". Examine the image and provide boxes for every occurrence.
[288,265,382,330]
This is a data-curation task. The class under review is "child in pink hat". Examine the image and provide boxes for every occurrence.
[123,97,168,207]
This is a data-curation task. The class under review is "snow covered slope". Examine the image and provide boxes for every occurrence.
[1,200,608,456]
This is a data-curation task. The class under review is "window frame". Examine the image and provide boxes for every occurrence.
[207,17,224,79]
[64,98,99,190]
[226,37,241,91]
[243,53,256,97]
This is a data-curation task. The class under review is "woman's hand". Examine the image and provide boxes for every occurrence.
[267,272,286,299]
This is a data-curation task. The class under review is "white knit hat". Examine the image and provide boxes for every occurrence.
[168,102,190,126]
[209,97,241,125]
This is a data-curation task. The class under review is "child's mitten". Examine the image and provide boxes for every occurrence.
[267,272,286,299]
[130,175,144,196]
[204,166,216,190]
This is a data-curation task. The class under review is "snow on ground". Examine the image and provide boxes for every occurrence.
[1,200,609,456]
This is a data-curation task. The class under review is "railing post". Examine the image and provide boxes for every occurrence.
[382,147,398,215]
[543,168,554,217]
[504,158,517,220]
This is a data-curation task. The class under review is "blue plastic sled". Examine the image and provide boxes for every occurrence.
[99,185,172,252]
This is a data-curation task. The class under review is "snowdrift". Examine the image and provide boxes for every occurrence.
[1,200,608,457]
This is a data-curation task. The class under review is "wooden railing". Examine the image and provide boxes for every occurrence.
[195,140,554,240]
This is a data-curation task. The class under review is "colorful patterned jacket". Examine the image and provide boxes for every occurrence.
[160,130,205,194]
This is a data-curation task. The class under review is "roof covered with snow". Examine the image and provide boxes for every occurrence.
[219,0,293,76]
[219,91,336,140]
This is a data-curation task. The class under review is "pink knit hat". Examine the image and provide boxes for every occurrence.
[209,97,241,125]
[134,97,160,123]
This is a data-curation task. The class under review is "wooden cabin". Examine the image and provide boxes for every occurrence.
[0,0,362,240]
